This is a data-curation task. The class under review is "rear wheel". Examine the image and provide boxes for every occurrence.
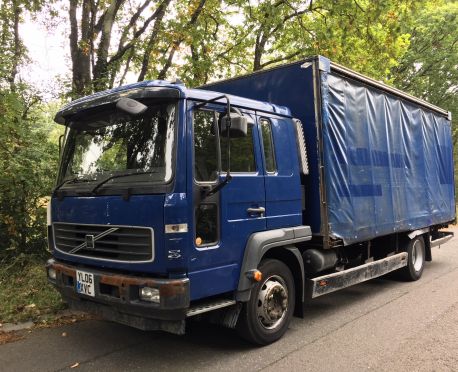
[399,235,425,281]
[236,259,295,345]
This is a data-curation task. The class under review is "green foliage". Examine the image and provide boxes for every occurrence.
[0,87,60,259]
[166,0,424,86]
[0,256,65,323]
[309,0,417,80]
[56,0,432,91]
[392,2,458,126]
[390,2,458,193]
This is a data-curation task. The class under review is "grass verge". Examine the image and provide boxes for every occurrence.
[0,256,66,324]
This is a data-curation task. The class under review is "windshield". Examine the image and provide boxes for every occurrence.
[59,101,177,190]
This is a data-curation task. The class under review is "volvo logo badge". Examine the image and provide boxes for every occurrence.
[85,234,95,249]
[69,227,119,254]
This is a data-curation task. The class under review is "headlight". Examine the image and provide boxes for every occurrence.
[139,287,160,303]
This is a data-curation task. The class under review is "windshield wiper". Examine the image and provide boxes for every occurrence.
[90,171,157,195]
[53,177,94,195]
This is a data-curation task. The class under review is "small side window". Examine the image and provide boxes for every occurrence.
[195,203,218,246]
[260,118,276,173]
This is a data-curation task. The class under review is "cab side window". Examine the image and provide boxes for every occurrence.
[194,110,218,182]
[221,125,256,172]
[260,118,276,173]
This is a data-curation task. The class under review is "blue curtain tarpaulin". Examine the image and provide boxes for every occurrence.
[322,72,455,244]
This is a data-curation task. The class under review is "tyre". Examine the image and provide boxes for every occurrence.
[399,235,426,281]
[236,259,295,345]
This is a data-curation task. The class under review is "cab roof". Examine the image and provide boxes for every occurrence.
[55,80,291,124]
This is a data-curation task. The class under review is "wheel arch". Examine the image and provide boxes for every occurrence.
[407,228,431,261]
[236,226,312,317]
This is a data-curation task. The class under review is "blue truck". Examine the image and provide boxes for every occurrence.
[47,56,455,345]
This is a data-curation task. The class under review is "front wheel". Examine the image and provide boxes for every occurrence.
[399,235,426,281]
[236,259,295,345]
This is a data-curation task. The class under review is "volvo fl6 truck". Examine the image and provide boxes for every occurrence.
[47,56,455,345]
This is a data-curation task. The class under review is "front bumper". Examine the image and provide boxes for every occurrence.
[46,259,190,333]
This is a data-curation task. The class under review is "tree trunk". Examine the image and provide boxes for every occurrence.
[8,0,21,90]
[69,0,92,97]
[137,0,171,81]
[253,31,268,72]
[93,0,124,92]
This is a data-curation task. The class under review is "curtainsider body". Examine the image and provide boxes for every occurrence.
[203,55,455,248]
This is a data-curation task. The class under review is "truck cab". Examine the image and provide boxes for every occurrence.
[47,80,311,343]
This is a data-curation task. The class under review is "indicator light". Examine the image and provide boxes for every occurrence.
[246,269,263,282]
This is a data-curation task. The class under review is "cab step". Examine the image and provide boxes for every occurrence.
[186,299,236,317]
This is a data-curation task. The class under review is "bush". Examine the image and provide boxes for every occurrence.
[0,88,59,260]
[0,255,65,323]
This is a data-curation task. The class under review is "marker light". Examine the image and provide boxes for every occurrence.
[253,270,262,282]
[246,269,263,282]
[139,287,160,303]
[48,267,57,280]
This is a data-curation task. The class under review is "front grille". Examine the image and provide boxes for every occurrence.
[53,223,153,262]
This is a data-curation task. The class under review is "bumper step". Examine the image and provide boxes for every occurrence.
[187,299,236,317]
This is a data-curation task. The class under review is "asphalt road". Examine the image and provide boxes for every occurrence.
[2,229,458,372]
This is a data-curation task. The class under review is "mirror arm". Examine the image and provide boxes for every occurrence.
[225,105,231,177]
[202,174,232,198]
[194,94,230,110]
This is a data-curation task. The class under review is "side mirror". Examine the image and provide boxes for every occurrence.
[220,112,248,138]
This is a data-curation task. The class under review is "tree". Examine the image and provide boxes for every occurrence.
[0,90,58,256]
[66,0,213,97]
[228,0,421,79]
[0,0,59,259]
[0,0,43,89]
[390,2,458,194]
[391,2,458,132]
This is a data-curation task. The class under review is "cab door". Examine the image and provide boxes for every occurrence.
[187,103,266,301]
[259,116,303,229]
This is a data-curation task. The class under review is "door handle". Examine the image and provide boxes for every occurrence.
[247,207,265,217]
